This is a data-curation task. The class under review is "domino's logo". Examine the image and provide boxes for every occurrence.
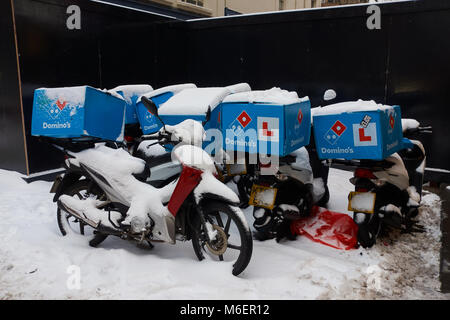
[324,120,347,145]
[353,123,378,146]
[229,111,252,136]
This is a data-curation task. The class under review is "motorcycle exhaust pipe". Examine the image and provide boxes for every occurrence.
[57,199,100,229]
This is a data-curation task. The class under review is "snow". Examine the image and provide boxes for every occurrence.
[222,87,305,105]
[313,99,393,116]
[40,86,86,105]
[109,85,153,104]
[136,83,196,104]
[0,167,448,299]
[225,83,251,94]
[136,141,167,158]
[401,118,420,132]
[158,87,230,115]
[349,192,376,213]
[323,89,337,101]
[173,145,217,174]
[165,119,205,147]
[67,145,175,238]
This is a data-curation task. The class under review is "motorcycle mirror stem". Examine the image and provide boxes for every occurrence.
[141,96,166,131]
[202,106,211,126]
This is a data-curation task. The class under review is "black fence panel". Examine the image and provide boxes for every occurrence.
[0,0,28,174]
[11,0,171,174]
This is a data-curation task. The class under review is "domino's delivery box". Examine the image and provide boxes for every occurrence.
[221,88,311,157]
[109,84,153,124]
[136,83,197,134]
[31,86,126,141]
[312,100,403,160]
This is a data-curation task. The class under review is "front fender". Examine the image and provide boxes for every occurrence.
[193,173,240,207]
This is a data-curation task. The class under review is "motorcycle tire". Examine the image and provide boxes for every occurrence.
[56,179,108,247]
[354,212,381,248]
[236,175,252,209]
[191,202,253,276]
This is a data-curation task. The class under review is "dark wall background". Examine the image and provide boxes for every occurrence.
[181,0,450,174]
[0,0,28,173]
[12,0,172,174]
[3,0,450,177]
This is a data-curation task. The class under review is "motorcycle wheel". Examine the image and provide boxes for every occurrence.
[354,212,381,248]
[56,179,108,247]
[236,175,253,209]
[191,202,253,276]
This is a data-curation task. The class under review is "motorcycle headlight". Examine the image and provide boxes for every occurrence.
[130,216,146,233]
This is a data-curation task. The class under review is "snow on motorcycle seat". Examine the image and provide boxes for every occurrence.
[220,87,311,157]
[31,86,126,141]
[312,100,403,160]
[135,83,197,134]
[109,84,153,125]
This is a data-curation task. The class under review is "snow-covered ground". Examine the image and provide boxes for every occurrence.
[0,167,448,299]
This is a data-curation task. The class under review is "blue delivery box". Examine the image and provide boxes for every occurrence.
[220,88,311,157]
[312,100,403,160]
[136,83,197,134]
[109,84,153,124]
[31,86,126,141]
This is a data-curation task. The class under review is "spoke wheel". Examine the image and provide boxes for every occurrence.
[191,202,253,276]
[56,179,108,246]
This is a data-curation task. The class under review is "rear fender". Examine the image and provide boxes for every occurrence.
[52,170,83,202]
[194,174,240,207]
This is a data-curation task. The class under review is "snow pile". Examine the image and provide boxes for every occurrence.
[0,168,448,299]
[165,119,205,147]
[158,87,230,115]
[109,85,153,104]
[137,141,168,158]
[40,86,87,105]
[401,118,420,132]
[136,83,196,104]
[223,87,305,105]
[313,100,393,116]
[225,83,251,94]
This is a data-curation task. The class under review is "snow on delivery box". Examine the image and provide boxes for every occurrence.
[109,84,153,124]
[312,100,403,160]
[220,88,311,156]
[136,83,197,134]
[141,83,252,134]
[31,86,126,141]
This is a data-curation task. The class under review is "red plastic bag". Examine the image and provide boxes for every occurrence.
[290,206,358,250]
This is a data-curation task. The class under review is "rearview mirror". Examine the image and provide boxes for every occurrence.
[203,106,211,126]
[141,96,158,116]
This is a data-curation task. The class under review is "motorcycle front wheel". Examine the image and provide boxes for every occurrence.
[191,202,253,276]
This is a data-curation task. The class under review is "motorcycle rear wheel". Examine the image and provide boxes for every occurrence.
[191,202,253,276]
[56,179,108,247]
[354,212,381,248]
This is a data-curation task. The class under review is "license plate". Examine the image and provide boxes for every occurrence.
[348,191,376,214]
[249,184,278,210]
